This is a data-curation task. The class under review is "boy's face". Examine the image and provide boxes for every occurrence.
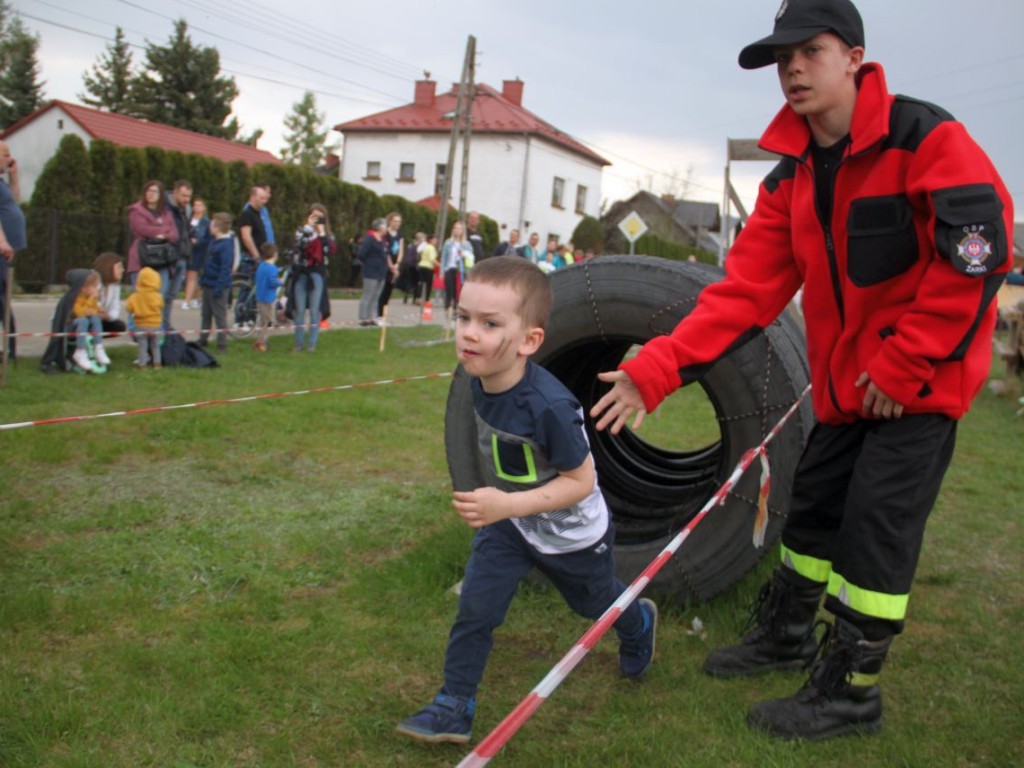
[773,32,863,120]
[455,280,543,393]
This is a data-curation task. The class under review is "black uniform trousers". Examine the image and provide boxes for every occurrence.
[781,413,957,639]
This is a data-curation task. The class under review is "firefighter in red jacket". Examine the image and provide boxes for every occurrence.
[592,0,1012,742]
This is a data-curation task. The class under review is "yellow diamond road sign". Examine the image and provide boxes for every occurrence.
[618,211,648,243]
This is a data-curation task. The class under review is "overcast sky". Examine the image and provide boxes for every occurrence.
[11,0,1024,219]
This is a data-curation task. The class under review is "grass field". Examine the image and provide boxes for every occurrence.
[1,325,1022,768]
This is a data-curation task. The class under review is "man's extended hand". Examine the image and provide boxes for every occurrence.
[855,372,904,419]
[590,370,647,434]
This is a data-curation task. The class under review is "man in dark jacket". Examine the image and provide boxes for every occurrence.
[466,210,486,263]
[164,180,193,328]
[592,0,1012,742]
[493,229,523,257]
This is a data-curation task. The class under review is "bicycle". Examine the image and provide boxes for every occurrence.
[227,254,292,339]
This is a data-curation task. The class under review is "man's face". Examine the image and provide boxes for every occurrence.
[0,142,12,173]
[509,230,520,244]
[773,33,863,120]
[547,239,557,252]
[173,186,192,207]
[529,233,539,248]
[251,187,270,209]
[468,212,479,229]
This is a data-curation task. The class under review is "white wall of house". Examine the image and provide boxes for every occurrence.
[3,106,91,202]
[338,131,603,245]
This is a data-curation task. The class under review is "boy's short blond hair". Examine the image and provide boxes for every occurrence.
[211,212,232,233]
[465,256,553,330]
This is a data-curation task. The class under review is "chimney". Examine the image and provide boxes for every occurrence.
[502,79,524,107]
[414,80,436,107]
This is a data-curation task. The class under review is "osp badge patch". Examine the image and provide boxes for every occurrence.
[956,225,994,275]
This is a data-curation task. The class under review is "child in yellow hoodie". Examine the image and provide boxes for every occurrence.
[125,266,165,368]
[69,270,110,372]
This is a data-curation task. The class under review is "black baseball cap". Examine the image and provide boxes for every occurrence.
[739,0,865,70]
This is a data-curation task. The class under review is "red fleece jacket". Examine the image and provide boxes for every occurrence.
[621,63,1013,425]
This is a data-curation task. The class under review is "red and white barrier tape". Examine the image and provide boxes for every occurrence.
[454,383,811,768]
[0,371,453,431]
[6,315,443,339]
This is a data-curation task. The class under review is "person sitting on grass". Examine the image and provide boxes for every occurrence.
[254,241,282,352]
[125,266,164,369]
[198,212,234,353]
[69,270,110,373]
[396,256,657,745]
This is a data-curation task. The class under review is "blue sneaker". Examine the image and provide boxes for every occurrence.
[396,692,475,743]
[619,598,658,678]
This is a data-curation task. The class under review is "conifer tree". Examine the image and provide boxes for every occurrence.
[80,27,134,113]
[129,19,239,139]
[281,91,337,168]
[0,9,45,128]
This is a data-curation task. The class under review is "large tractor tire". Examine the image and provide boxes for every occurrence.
[445,256,813,606]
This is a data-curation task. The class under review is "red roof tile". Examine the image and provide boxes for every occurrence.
[2,101,281,167]
[414,194,457,212]
[334,83,609,166]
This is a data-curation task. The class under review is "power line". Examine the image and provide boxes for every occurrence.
[227,0,439,82]
[171,0,421,83]
[17,11,400,110]
[109,0,407,102]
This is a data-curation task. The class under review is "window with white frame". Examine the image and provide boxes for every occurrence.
[365,161,381,180]
[435,164,448,196]
[552,177,565,208]
[575,185,588,214]
[398,162,415,182]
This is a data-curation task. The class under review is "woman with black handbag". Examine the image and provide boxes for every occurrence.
[126,180,178,290]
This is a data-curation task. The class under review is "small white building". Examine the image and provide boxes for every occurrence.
[1,100,281,201]
[334,79,609,245]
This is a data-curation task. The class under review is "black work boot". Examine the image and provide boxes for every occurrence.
[703,568,824,677]
[747,618,892,741]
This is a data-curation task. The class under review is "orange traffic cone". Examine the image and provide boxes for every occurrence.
[422,300,433,321]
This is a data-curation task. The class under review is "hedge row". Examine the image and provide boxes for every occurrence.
[18,134,498,291]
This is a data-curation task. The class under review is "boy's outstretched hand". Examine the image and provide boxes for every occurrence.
[453,488,515,528]
[590,370,647,434]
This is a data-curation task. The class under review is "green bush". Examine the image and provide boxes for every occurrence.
[17,138,507,291]
[571,215,604,252]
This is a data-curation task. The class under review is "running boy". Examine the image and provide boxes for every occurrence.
[254,241,281,352]
[591,0,1012,742]
[125,266,164,369]
[397,256,657,744]
[199,212,234,353]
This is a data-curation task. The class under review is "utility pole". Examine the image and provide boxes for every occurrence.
[457,37,476,221]
[436,35,477,245]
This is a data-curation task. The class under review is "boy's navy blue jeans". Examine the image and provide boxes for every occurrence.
[442,518,644,699]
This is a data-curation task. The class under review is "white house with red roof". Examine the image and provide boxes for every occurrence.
[1,100,281,201]
[334,79,609,245]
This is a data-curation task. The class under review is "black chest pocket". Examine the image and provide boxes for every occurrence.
[492,435,537,483]
[846,194,919,287]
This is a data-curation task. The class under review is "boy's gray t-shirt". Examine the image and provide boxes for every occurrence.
[471,360,609,554]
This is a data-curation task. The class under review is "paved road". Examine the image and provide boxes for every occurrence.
[6,293,450,358]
